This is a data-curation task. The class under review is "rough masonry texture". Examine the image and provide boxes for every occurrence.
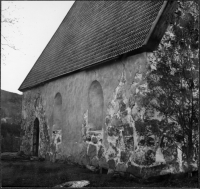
[21,53,184,178]
[19,1,190,179]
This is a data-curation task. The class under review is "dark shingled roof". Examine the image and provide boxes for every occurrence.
[19,1,172,91]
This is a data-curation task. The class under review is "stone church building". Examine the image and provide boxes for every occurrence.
[19,1,177,178]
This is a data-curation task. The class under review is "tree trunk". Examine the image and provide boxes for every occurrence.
[187,131,193,161]
[186,129,193,177]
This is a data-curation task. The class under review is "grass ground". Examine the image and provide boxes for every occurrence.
[1,157,199,187]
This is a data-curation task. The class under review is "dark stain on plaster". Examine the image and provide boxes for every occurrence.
[124,137,134,151]
[119,101,126,112]
[88,144,97,159]
[98,145,104,158]
[120,151,130,163]
[108,159,116,169]
[122,124,133,136]
[108,126,119,136]
[86,135,91,142]
[91,136,98,144]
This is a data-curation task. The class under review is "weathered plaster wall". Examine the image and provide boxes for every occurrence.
[88,81,104,131]
[21,52,187,178]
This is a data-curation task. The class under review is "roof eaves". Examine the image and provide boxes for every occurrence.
[18,46,146,92]
[18,2,77,92]
[142,0,177,52]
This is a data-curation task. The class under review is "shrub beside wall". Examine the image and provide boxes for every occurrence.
[1,123,20,152]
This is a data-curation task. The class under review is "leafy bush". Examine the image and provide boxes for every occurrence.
[1,122,21,152]
[1,122,20,137]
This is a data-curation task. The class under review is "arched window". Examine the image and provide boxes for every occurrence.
[33,118,39,156]
[88,80,104,130]
[53,93,62,131]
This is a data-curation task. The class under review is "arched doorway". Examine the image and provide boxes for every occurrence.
[33,118,39,156]
[88,80,104,130]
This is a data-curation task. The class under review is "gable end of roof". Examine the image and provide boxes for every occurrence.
[143,0,177,52]
[19,1,175,92]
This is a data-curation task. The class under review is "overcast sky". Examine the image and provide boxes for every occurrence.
[1,1,74,94]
